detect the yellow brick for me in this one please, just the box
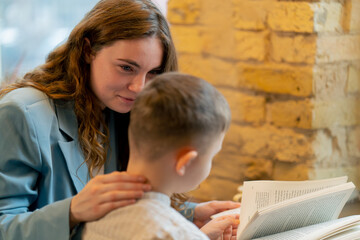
[170,26,203,54]
[231,0,268,30]
[210,154,247,183]
[222,124,314,162]
[220,89,265,124]
[234,30,267,61]
[316,35,360,63]
[202,29,267,61]
[268,99,313,129]
[167,0,201,24]
[201,27,238,60]
[201,154,273,192]
[269,97,360,129]
[189,176,240,201]
[273,162,311,181]
[178,54,238,88]
[241,156,273,180]
[268,2,314,33]
[268,2,342,33]
[198,0,233,27]
[237,63,313,97]
[271,33,317,64]
[346,64,360,94]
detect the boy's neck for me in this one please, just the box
[127,155,174,197]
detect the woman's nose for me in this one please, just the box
[128,74,146,93]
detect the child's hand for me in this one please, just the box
[200,215,240,240]
[194,200,241,228]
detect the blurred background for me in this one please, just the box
[0,0,167,82]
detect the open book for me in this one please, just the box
[211,176,357,240]
[252,214,360,240]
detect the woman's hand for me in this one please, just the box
[193,200,241,228]
[200,215,239,240]
[69,171,151,228]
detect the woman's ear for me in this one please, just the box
[175,149,198,176]
[83,38,94,64]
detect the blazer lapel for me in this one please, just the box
[55,101,78,140]
[58,141,89,193]
[55,101,89,193]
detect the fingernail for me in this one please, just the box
[135,191,144,198]
[138,176,146,181]
[143,184,152,191]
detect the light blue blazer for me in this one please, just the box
[0,87,119,240]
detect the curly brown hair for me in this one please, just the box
[0,0,178,178]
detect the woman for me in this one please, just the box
[0,0,240,239]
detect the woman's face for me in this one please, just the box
[88,36,164,113]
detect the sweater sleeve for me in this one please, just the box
[0,198,72,240]
[179,201,198,222]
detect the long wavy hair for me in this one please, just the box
[0,0,178,178]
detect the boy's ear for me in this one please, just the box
[83,38,94,64]
[175,149,198,176]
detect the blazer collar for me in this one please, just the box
[55,100,89,192]
[55,100,78,140]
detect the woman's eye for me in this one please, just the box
[119,65,133,72]
[147,71,161,80]
[148,69,162,76]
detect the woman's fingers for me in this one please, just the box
[70,171,150,226]
[71,189,142,223]
[98,190,145,204]
[85,171,151,195]
[88,182,151,195]
[95,171,147,184]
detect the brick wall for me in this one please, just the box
[167,0,360,201]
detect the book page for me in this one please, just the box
[239,176,348,234]
[323,224,360,240]
[251,215,360,240]
[238,182,355,240]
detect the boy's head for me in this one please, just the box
[129,72,231,193]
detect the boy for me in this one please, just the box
[82,72,236,240]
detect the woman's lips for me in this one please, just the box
[118,95,135,103]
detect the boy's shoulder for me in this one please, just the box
[83,196,208,240]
